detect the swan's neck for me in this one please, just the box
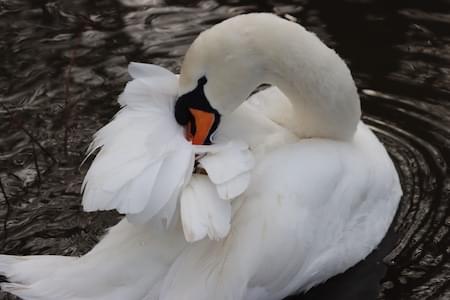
[180,14,361,141]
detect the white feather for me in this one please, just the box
[215,171,251,200]
[180,175,231,242]
[127,143,194,224]
[81,63,196,221]
[193,141,255,200]
[196,141,254,184]
[128,62,176,80]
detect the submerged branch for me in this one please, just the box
[0,177,10,249]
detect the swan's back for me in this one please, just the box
[158,106,401,299]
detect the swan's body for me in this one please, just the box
[0,13,401,300]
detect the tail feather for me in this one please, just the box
[0,255,77,300]
[0,219,186,300]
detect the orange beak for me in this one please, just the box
[186,108,216,145]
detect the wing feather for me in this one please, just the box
[82,63,194,221]
[82,62,254,240]
[180,175,231,242]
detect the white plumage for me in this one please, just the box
[0,13,401,300]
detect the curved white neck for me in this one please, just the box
[180,13,361,141]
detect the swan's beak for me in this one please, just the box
[186,108,216,145]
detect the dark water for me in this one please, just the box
[0,0,449,299]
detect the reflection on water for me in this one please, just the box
[0,0,449,299]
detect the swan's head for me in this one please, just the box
[175,15,264,145]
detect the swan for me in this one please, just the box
[0,13,402,300]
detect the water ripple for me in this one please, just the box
[0,1,449,300]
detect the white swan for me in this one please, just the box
[0,13,402,300]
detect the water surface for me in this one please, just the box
[0,0,449,299]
